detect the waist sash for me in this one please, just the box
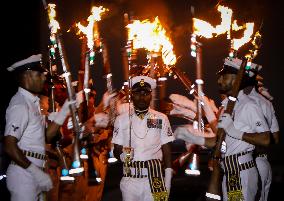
[223,151,255,201]
[123,159,168,201]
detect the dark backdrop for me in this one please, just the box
[1,0,283,200]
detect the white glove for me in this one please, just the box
[217,113,243,140]
[164,168,173,195]
[169,94,197,112]
[102,92,117,108]
[200,96,217,123]
[26,163,53,191]
[174,126,205,146]
[94,113,109,128]
[119,147,134,162]
[170,104,196,120]
[54,99,73,125]
[48,112,57,122]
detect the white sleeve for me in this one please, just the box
[160,115,175,145]
[245,103,270,133]
[111,115,124,146]
[269,105,279,133]
[4,104,29,140]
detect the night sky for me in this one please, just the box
[1,0,283,146]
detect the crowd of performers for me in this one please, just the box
[1,50,279,201]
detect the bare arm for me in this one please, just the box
[4,135,31,168]
[242,131,271,147]
[162,142,172,169]
[46,121,62,143]
[272,131,280,144]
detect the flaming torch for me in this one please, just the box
[75,5,108,185]
[229,22,254,58]
[126,17,177,108]
[45,3,85,176]
[76,6,108,106]
[191,5,233,131]
[44,2,76,182]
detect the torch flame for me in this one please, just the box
[231,23,254,50]
[192,18,215,38]
[192,5,255,51]
[76,6,108,49]
[232,20,244,31]
[48,4,60,34]
[215,5,233,37]
[127,17,176,65]
[193,5,232,38]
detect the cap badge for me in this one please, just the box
[139,79,145,86]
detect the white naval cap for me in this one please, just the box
[130,75,157,91]
[6,54,47,73]
[217,57,262,77]
[224,57,262,71]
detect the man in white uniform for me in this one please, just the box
[112,75,174,201]
[4,54,71,201]
[243,80,279,201]
[217,57,271,201]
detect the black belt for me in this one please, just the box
[22,150,47,160]
[123,160,148,178]
[223,151,255,172]
[123,159,168,200]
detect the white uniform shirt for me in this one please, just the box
[249,88,279,133]
[4,87,46,155]
[221,90,269,156]
[112,108,174,161]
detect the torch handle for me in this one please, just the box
[56,34,82,167]
[169,67,194,93]
[83,51,90,106]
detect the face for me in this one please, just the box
[131,89,152,110]
[217,73,236,96]
[26,70,47,94]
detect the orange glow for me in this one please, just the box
[127,17,176,65]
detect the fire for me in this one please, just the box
[192,5,254,51]
[76,6,108,49]
[232,20,244,31]
[231,23,254,50]
[193,5,232,39]
[47,4,60,34]
[215,5,233,37]
[127,17,176,65]
[192,18,215,38]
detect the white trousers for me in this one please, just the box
[6,164,42,201]
[255,156,272,201]
[120,177,153,201]
[222,167,258,201]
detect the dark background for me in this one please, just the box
[0,0,283,200]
